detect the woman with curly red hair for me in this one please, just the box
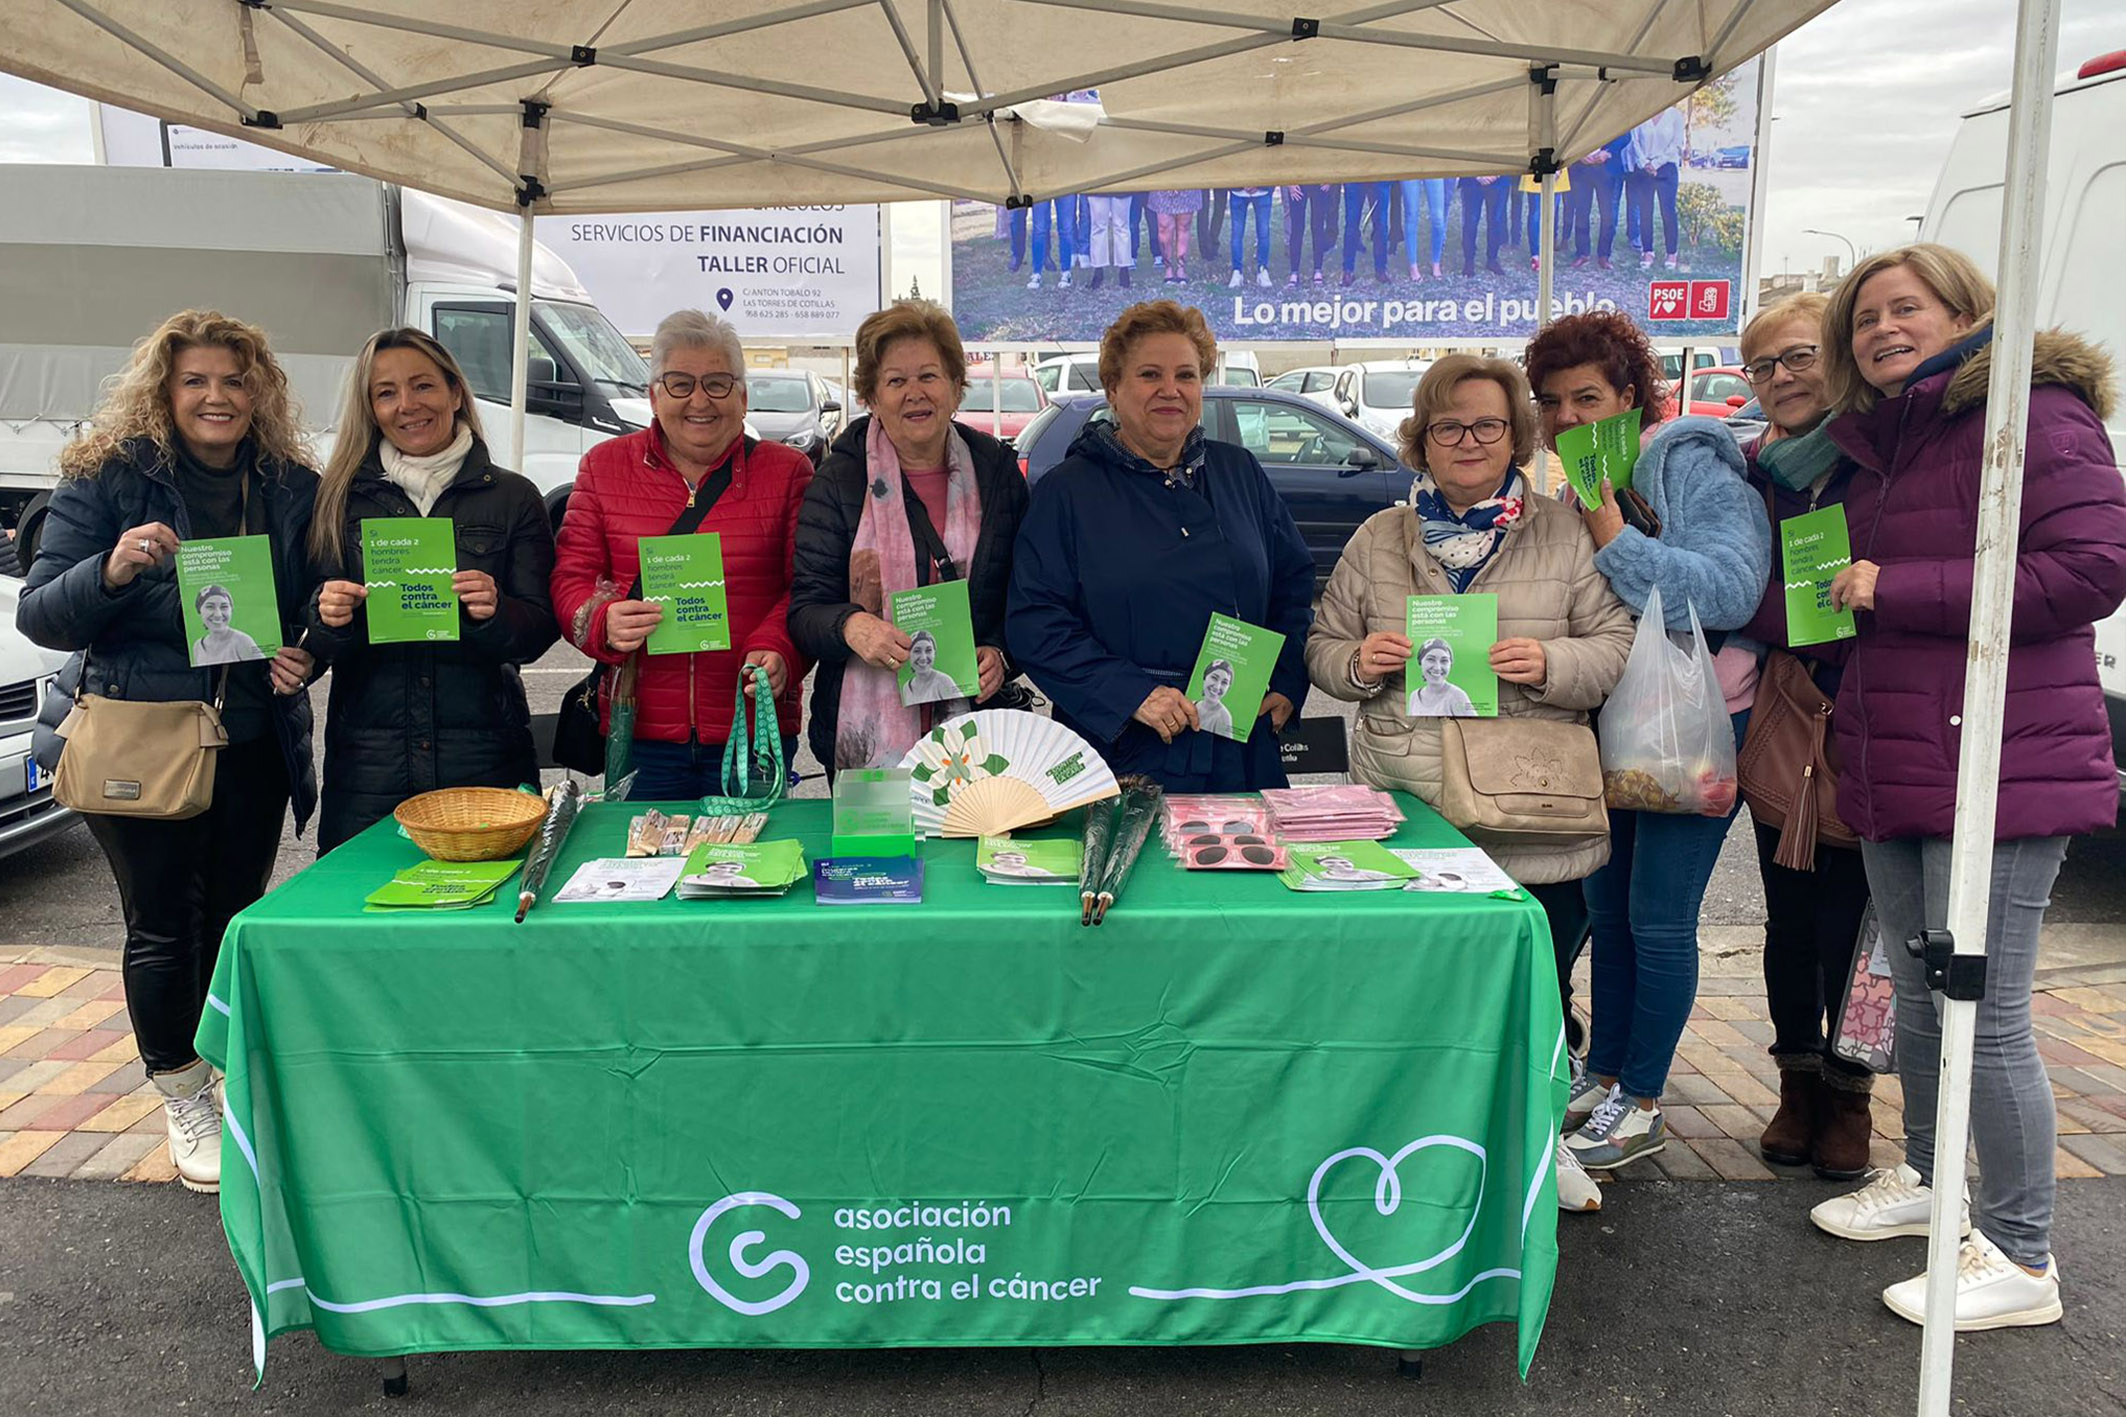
[1525,310,1771,1182]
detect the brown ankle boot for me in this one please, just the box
[1759,1054,1820,1165]
[1814,1066,1875,1180]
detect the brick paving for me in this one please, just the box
[4,945,2125,1186]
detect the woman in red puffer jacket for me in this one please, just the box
[551,310,810,796]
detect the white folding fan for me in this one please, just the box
[895,710,1120,837]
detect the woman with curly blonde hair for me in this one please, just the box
[19,310,322,1196]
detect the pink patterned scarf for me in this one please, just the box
[836,418,984,770]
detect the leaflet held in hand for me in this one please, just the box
[1184,613,1285,743]
[889,579,979,706]
[1781,505,1858,646]
[1404,594,1499,717]
[360,517,459,644]
[1554,407,1641,509]
[173,535,282,667]
[639,533,730,654]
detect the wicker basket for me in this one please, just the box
[394,787,549,862]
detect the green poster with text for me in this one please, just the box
[173,535,281,667]
[1553,407,1641,509]
[1184,613,1285,742]
[361,518,459,644]
[1405,594,1499,717]
[1781,505,1858,647]
[641,533,730,655]
[890,579,979,706]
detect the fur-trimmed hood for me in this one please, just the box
[1940,327,2118,423]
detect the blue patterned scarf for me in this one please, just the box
[1413,469,1525,591]
[1069,418,1209,489]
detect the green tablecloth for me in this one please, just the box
[199,796,1565,1377]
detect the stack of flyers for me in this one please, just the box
[677,839,807,898]
[364,858,520,912]
[1178,834,1288,871]
[976,835,1081,884]
[553,857,686,903]
[1161,794,1269,855]
[1260,784,1404,842]
[1276,841,1421,892]
[1388,847,1525,899]
[814,857,925,905]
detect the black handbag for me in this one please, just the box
[552,454,737,775]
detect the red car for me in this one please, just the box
[960,364,1049,442]
[1662,366,1756,420]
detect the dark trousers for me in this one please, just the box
[1130,194,1162,262]
[1567,163,1625,259]
[1194,188,1228,251]
[1341,182,1390,276]
[631,734,801,800]
[1458,178,1510,271]
[1753,820,1875,1078]
[84,733,290,1076]
[1527,878,1593,1047]
[1627,162,1680,256]
[1284,188,1336,278]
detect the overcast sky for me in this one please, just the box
[1,0,2113,286]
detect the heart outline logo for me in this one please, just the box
[1306,1136,1487,1302]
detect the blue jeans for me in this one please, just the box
[1567,161,1625,260]
[1398,179,1447,267]
[1583,709,1749,1100]
[1341,182,1389,276]
[1627,162,1680,256]
[629,735,799,801]
[1007,206,1027,269]
[1864,834,2070,1266]
[1228,190,1273,272]
[1031,198,1079,272]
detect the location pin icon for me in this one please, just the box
[716,288,735,311]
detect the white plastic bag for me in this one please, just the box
[1599,585,1738,817]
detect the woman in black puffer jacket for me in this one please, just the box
[304,329,558,852]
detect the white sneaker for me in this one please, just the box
[1027,272,1043,290]
[153,1059,222,1193]
[1882,1231,2062,1330]
[1228,269,1244,289]
[1810,1163,1972,1242]
[1058,271,1073,289]
[1563,1065,1608,1133]
[1256,267,1273,289]
[1555,1138,1602,1213]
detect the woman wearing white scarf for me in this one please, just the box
[303,328,560,850]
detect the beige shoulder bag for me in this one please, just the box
[1437,716,1609,847]
[53,656,229,820]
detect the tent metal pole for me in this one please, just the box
[510,212,535,472]
[49,0,263,120]
[992,358,1004,438]
[1533,70,1559,327]
[1918,0,2059,1408]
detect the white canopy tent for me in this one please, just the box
[2,4,2074,1413]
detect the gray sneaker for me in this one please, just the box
[1563,1062,1607,1133]
[1566,1087,1667,1171]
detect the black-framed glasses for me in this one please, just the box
[656,371,741,400]
[1426,418,1509,447]
[1743,345,1820,384]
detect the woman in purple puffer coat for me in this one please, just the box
[1804,244,2126,1334]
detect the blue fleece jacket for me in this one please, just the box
[1591,415,1772,633]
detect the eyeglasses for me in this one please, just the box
[1742,346,1819,384]
[1425,418,1509,447]
[656,371,741,400]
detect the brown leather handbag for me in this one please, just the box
[1737,650,1857,870]
[1437,717,1609,848]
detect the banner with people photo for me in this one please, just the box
[947,60,1762,343]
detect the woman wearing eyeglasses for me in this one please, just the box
[1306,353,1634,1212]
[1725,293,1878,1181]
[550,309,811,797]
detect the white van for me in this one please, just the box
[0,165,651,561]
[0,574,74,859]
[1921,48,2126,792]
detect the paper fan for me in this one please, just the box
[896,709,1119,837]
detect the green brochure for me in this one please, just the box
[1405,593,1499,717]
[639,533,730,655]
[1554,407,1642,509]
[360,517,459,644]
[977,835,1082,884]
[1782,505,1859,646]
[677,838,807,897]
[364,858,520,911]
[1184,613,1286,743]
[173,535,282,667]
[890,578,979,706]
[1277,840,1421,892]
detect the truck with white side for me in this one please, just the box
[0,164,654,566]
[1921,47,2126,798]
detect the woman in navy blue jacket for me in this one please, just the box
[1008,301,1314,791]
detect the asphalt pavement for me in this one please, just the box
[3,1174,2122,1416]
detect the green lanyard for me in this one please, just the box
[700,662,784,816]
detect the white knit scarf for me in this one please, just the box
[378,424,474,515]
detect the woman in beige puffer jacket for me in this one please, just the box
[1306,354,1633,1029]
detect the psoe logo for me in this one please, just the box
[688,1191,810,1315]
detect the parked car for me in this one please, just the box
[1265,365,1347,414]
[1015,386,1411,584]
[1035,349,1261,398]
[745,370,843,465]
[1722,396,1768,448]
[961,364,1049,442]
[0,573,78,861]
[1716,145,1751,169]
[1324,360,1433,442]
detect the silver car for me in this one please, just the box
[0,573,78,860]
